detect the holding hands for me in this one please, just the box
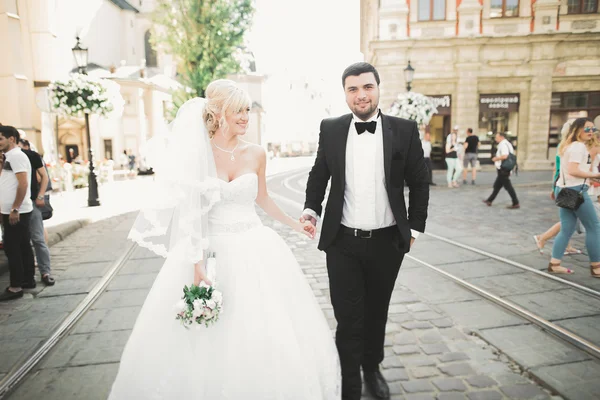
[297,214,317,239]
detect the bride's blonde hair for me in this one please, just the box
[203,79,252,138]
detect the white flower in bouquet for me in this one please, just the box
[192,299,204,318]
[203,308,215,320]
[211,290,223,304]
[205,299,217,310]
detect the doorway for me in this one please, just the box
[429,115,451,168]
[104,139,113,160]
[65,145,80,163]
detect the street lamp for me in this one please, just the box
[72,37,100,207]
[72,37,89,75]
[404,60,415,92]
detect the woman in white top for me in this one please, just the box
[549,118,600,277]
[445,132,460,188]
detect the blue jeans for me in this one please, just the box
[29,206,51,276]
[552,185,600,262]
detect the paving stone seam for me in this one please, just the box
[548,313,600,323]
[469,329,590,397]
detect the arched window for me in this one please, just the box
[144,30,158,67]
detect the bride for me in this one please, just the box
[108,79,341,399]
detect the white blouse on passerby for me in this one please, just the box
[494,139,514,169]
[557,142,592,188]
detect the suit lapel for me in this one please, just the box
[338,114,353,188]
[381,114,393,190]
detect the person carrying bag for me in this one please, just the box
[548,118,600,278]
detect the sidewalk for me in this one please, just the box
[432,169,552,188]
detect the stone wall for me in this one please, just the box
[368,33,600,169]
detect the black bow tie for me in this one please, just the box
[355,121,377,135]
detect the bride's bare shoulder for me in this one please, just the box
[240,141,266,160]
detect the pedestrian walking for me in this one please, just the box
[127,150,136,172]
[548,118,600,276]
[0,125,36,301]
[462,128,479,185]
[483,132,520,209]
[445,130,460,188]
[534,120,581,255]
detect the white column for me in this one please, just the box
[379,0,410,39]
[455,63,480,138]
[533,0,560,33]
[523,60,555,169]
[457,0,482,37]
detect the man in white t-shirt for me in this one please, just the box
[0,125,35,301]
[483,132,520,209]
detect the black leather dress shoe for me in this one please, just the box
[363,368,390,399]
[0,288,24,301]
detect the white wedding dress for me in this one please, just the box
[108,173,341,399]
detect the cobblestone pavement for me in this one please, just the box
[279,169,600,400]
[1,168,589,399]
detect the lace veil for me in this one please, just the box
[129,97,220,264]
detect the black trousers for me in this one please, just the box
[326,227,404,400]
[2,213,35,287]
[424,157,434,184]
[487,169,519,205]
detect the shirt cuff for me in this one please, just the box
[411,229,420,240]
[302,208,320,223]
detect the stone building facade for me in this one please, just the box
[361,0,600,169]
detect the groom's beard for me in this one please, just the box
[351,101,379,121]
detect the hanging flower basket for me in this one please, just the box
[388,92,438,126]
[48,73,123,118]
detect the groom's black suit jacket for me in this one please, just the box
[304,113,430,252]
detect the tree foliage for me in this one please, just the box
[151,0,254,115]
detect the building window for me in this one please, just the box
[490,0,519,18]
[418,0,446,21]
[145,31,158,67]
[568,0,598,13]
[104,139,113,160]
[548,91,600,159]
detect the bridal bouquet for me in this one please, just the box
[174,254,223,328]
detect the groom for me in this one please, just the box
[302,62,429,400]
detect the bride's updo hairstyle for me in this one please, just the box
[203,79,252,138]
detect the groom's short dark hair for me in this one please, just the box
[342,62,380,87]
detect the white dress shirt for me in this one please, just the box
[422,140,432,158]
[304,110,420,239]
